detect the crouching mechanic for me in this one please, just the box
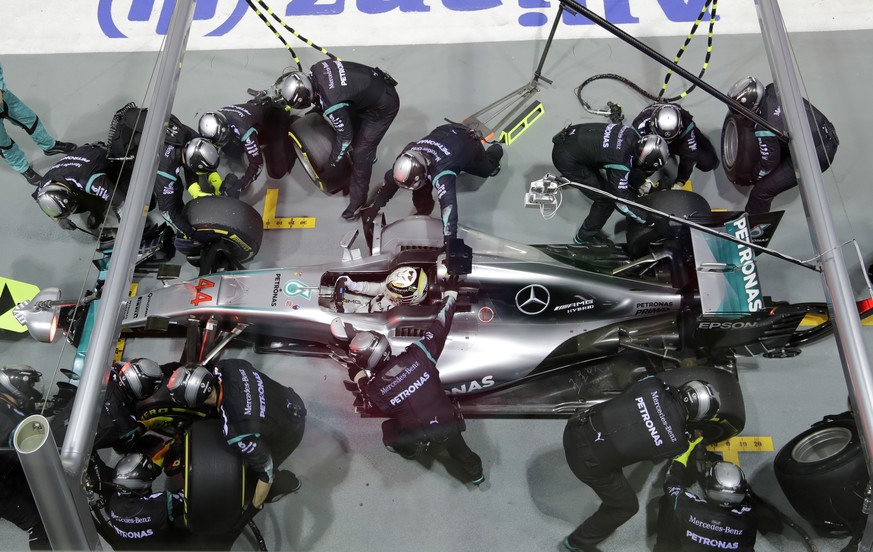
[333,266,429,313]
[152,119,232,249]
[551,123,668,245]
[167,359,307,510]
[655,437,757,551]
[562,377,720,551]
[107,452,185,550]
[346,285,485,485]
[198,96,296,197]
[360,123,503,267]
[632,103,719,190]
[277,60,400,219]
[726,76,838,214]
[32,142,121,231]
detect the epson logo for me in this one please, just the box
[698,321,756,330]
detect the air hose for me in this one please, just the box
[575,0,718,123]
[244,0,341,70]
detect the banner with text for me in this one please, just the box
[2,1,871,55]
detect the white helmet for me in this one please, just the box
[198,112,230,148]
[728,76,766,112]
[635,134,669,173]
[651,104,684,141]
[385,266,428,305]
[278,72,315,109]
[392,150,430,190]
[704,461,748,507]
[182,137,220,173]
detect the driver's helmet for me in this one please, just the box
[113,453,161,495]
[198,112,230,148]
[650,104,684,142]
[678,380,720,421]
[35,181,79,220]
[704,461,748,508]
[384,266,428,305]
[392,150,430,191]
[182,137,220,174]
[348,331,392,372]
[635,134,669,173]
[0,365,44,411]
[728,76,765,112]
[277,72,315,109]
[118,358,164,401]
[167,365,215,407]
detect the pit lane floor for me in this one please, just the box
[1,29,872,551]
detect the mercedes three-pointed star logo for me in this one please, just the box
[515,284,550,315]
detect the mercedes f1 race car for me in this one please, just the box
[17,187,856,442]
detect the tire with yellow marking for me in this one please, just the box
[289,112,350,195]
[184,196,263,262]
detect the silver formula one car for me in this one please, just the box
[19,189,847,441]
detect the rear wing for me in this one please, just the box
[691,211,784,316]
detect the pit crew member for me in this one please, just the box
[561,377,720,551]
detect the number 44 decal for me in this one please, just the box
[191,279,215,306]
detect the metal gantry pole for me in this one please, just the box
[15,1,197,548]
[755,1,873,548]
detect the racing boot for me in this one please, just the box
[265,470,301,503]
[573,227,612,247]
[21,166,42,186]
[44,141,77,156]
[341,205,360,221]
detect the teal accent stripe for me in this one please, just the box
[755,130,776,137]
[603,163,629,172]
[324,102,349,115]
[680,121,695,138]
[241,128,257,142]
[412,341,436,364]
[227,432,259,445]
[84,172,106,194]
[166,492,174,522]
[157,170,177,182]
[433,170,457,185]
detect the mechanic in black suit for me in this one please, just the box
[654,436,757,551]
[167,359,307,511]
[551,122,668,245]
[561,377,720,551]
[726,76,838,214]
[31,142,120,231]
[632,103,719,190]
[50,358,164,454]
[360,122,503,251]
[198,96,296,197]
[0,366,49,550]
[345,286,485,485]
[277,60,400,220]
[106,452,186,550]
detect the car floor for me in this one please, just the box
[0,27,872,552]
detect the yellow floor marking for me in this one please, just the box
[262,188,316,229]
[707,435,774,466]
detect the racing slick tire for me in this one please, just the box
[288,112,351,195]
[184,418,255,535]
[625,190,712,259]
[184,196,263,262]
[721,113,741,185]
[656,366,744,444]
[774,412,868,533]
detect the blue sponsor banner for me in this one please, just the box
[1,1,867,54]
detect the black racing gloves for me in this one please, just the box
[445,237,473,276]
